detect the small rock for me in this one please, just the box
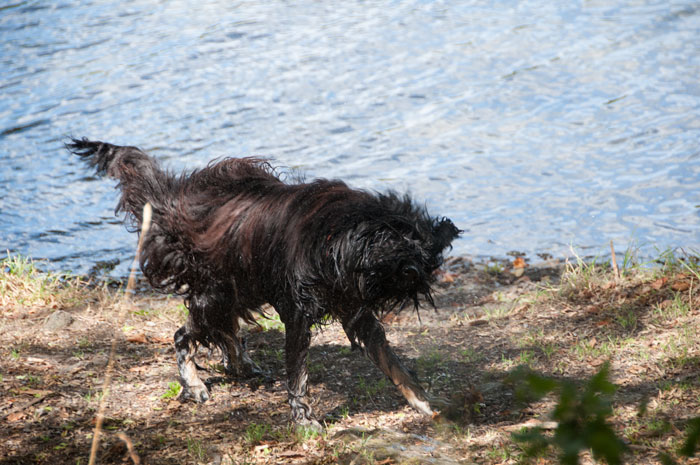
[90,354,110,368]
[59,361,87,376]
[43,310,74,331]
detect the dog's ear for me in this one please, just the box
[432,218,461,253]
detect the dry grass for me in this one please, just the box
[0,254,100,310]
[0,250,699,464]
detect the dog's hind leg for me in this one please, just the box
[174,325,210,403]
[345,314,433,415]
[280,312,321,430]
[219,318,266,379]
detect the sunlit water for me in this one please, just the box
[1,0,698,277]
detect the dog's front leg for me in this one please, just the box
[283,313,321,430]
[347,314,433,415]
[174,325,210,402]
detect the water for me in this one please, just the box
[1,0,699,277]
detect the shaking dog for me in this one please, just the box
[68,138,460,428]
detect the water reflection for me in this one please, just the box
[0,0,698,276]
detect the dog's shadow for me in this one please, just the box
[197,326,456,419]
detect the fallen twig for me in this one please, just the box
[610,240,620,280]
[116,432,141,465]
[88,203,151,465]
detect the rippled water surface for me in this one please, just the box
[1,0,699,276]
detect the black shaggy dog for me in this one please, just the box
[68,138,460,428]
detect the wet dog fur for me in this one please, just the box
[67,138,460,427]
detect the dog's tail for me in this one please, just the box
[67,137,158,179]
[67,138,168,225]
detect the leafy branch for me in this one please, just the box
[510,362,627,464]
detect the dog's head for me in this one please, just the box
[347,194,461,312]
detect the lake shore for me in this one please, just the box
[1,251,698,464]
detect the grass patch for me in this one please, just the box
[653,292,691,322]
[255,311,284,332]
[460,347,483,363]
[415,349,451,387]
[483,303,513,320]
[161,381,182,400]
[244,423,271,445]
[571,337,617,361]
[291,424,322,443]
[655,247,700,277]
[186,436,208,462]
[517,329,559,361]
[1,253,99,310]
[352,376,390,407]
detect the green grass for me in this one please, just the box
[174,303,189,317]
[161,381,181,400]
[255,312,285,332]
[270,423,324,445]
[460,347,483,363]
[655,247,700,277]
[614,306,639,331]
[499,353,516,369]
[186,437,208,461]
[244,423,271,445]
[518,329,559,361]
[292,424,322,443]
[1,253,93,310]
[571,336,618,361]
[415,349,450,386]
[485,261,505,275]
[619,243,640,277]
[132,307,156,317]
[355,376,389,404]
[518,350,536,367]
[337,346,353,356]
[3,252,39,276]
[259,346,284,363]
[483,303,512,320]
[308,361,325,376]
[485,443,515,462]
[653,292,691,322]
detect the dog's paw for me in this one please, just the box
[295,418,323,434]
[397,384,433,415]
[179,383,210,403]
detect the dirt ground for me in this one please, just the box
[1,254,699,464]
